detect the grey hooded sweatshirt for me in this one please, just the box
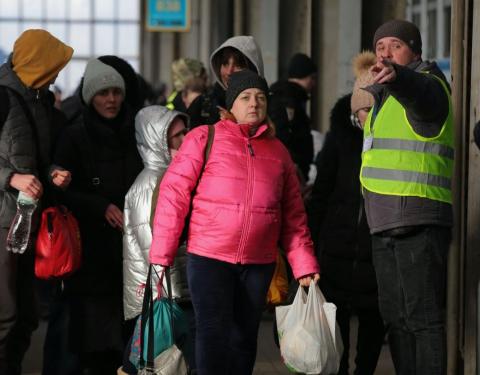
[210,35,264,89]
[207,35,290,138]
[122,105,188,320]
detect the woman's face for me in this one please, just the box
[230,88,267,126]
[92,87,124,119]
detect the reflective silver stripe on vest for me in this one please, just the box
[362,167,451,189]
[372,138,454,160]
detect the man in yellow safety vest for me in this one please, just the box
[360,19,453,375]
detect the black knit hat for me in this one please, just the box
[373,19,422,55]
[288,53,317,79]
[225,70,269,110]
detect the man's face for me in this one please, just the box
[220,57,244,87]
[375,37,420,66]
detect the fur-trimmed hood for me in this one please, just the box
[329,94,362,137]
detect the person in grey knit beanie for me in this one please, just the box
[82,58,125,104]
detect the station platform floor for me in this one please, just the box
[22,311,395,375]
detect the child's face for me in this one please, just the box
[167,118,187,156]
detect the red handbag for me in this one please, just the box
[35,206,82,279]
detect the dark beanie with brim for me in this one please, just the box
[226,70,269,110]
[373,19,422,55]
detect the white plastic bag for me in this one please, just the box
[138,344,188,375]
[276,282,343,374]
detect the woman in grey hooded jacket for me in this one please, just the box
[121,105,189,373]
[123,106,189,318]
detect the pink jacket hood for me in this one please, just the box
[149,120,319,279]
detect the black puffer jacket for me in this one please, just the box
[270,80,314,181]
[0,58,58,228]
[54,106,143,296]
[307,94,378,308]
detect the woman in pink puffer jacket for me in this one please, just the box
[150,70,319,375]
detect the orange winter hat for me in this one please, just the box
[12,29,73,89]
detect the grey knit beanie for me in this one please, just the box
[373,19,422,55]
[225,70,269,110]
[82,59,126,104]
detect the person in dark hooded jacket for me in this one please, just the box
[54,58,143,374]
[308,52,385,375]
[309,97,385,375]
[0,29,73,375]
[270,53,317,182]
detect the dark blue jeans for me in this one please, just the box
[372,226,450,375]
[187,253,275,375]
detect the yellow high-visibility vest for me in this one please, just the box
[166,91,178,110]
[360,74,454,203]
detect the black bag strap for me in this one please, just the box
[150,124,215,229]
[139,264,153,369]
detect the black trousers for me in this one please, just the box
[372,226,450,375]
[0,228,38,375]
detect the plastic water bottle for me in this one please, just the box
[6,192,38,254]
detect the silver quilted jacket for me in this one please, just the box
[123,105,189,320]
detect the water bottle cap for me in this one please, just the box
[18,191,38,205]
